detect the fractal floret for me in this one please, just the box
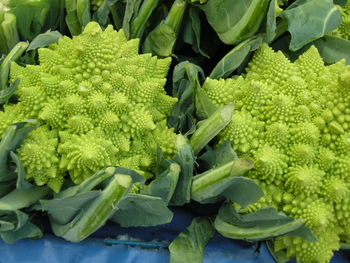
[2,22,178,192]
[202,43,350,262]
[332,1,350,40]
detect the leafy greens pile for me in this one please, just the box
[0,0,350,263]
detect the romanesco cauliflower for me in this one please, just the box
[2,21,178,192]
[332,0,350,39]
[202,43,350,263]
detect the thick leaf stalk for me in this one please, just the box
[143,0,187,56]
[50,169,132,242]
[191,158,254,198]
[190,104,234,155]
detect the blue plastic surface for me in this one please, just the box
[0,207,349,263]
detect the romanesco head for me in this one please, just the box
[202,43,350,262]
[3,22,178,191]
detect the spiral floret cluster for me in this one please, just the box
[202,43,350,262]
[2,22,178,192]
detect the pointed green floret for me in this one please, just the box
[0,22,178,191]
[202,43,350,262]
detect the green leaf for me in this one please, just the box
[65,0,82,35]
[169,136,195,206]
[111,193,173,227]
[143,21,176,57]
[141,163,180,204]
[168,61,204,135]
[199,0,270,44]
[27,30,63,51]
[0,187,50,211]
[191,159,255,204]
[194,80,218,120]
[40,191,100,225]
[333,0,347,6]
[340,242,350,249]
[209,34,263,79]
[266,0,277,42]
[0,78,19,104]
[266,240,291,263]
[122,0,143,39]
[182,7,208,57]
[281,0,342,51]
[76,0,91,27]
[0,120,38,183]
[52,173,132,242]
[10,152,34,190]
[197,141,238,171]
[214,204,315,242]
[0,210,42,244]
[313,35,350,64]
[169,217,215,263]
[130,0,159,39]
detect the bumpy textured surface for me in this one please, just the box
[332,1,350,40]
[3,22,177,191]
[202,44,350,263]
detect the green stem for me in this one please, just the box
[0,187,50,211]
[190,104,234,155]
[0,41,28,90]
[0,12,19,54]
[130,0,159,39]
[61,173,132,242]
[164,0,186,33]
[191,158,253,194]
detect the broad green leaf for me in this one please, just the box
[194,80,218,120]
[199,0,270,44]
[0,210,42,244]
[197,141,238,171]
[313,35,350,64]
[40,191,100,225]
[169,135,195,206]
[0,187,50,211]
[27,30,63,51]
[168,61,204,135]
[65,0,82,35]
[333,0,347,6]
[1,220,42,243]
[209,34,263,79]
[182,7,208,57]
[266,0,277,42]
[169,217,215,263]
[143,21,176,57]
[141,163,180,204]
[9,0,51,40]
[122,0,142,39]
[215,204,315,242]
[76,0,91,27]
[281,0,342,51]
[0,181,15,198]
[53,173,132,242]
[111,193,173,227]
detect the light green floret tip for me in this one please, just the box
[1,21,178,191]
[201,43,350,262]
